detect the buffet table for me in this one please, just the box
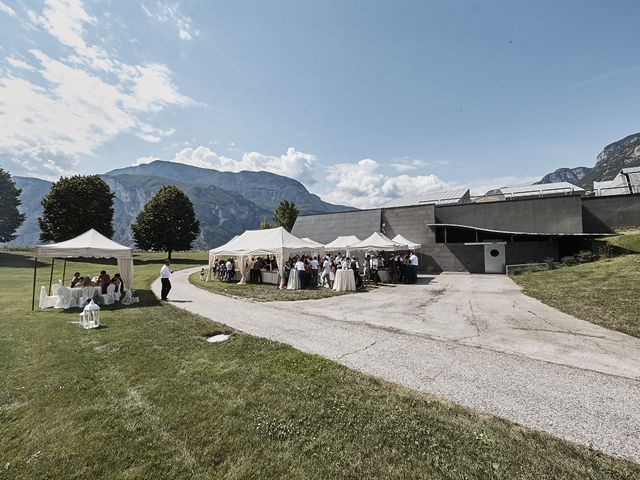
[333,269,356,291]
[261,271,278,285]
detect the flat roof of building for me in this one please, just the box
[499,182,584,197]
[381,189,469,208]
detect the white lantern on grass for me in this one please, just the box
[80,299,101,329]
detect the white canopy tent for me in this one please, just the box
[392,234,421,250]
[33,229,135,309]
[349,232,408,252]
[324,235,362,252]
[301,237,324,248]
[208,227,324,284]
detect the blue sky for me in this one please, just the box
[1,0,639,207]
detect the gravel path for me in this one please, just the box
[153,268,640,463]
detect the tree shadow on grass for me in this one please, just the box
[0,251,49,268]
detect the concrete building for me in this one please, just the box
[292,188,640,274]
[594,166,640,196]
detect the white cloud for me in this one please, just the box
[0,1,15,16]
[142,1,198,41]
[0,0,193,179]
[322,158,449,209]
[171,146,317,183]
[6,56,37,71]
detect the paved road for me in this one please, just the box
[153,268,640,463]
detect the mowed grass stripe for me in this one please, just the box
[1,250,639,479]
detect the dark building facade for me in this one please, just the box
[292,193,640,274]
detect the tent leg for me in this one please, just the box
[62,259,67,286]
[48,258,55,295]
[31,256,37,311]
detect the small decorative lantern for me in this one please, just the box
[80,299,101,329]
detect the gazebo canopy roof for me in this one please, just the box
[392,234,421,250]
[324,235,361,251]
[210,227,319,257]
[35,229,133,259]
[301,237,324,248]
[349,232,408,251]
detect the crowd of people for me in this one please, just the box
[210,251,420,288]
[70,269,124,304]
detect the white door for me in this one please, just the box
[484,243,506,274]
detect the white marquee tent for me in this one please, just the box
[349,232,408,251]
[301,237,324,248]
[32,229,135,309]
[208,227,324,284]
[392,234,421,250]
[324,235,362,252]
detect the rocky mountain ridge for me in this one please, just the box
[9,161,353,248]
[537,133,640,189]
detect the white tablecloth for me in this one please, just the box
[333,269,356,291]
[70,286,101,304]
[287,269,302,290]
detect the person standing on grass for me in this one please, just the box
[160,259,172,300]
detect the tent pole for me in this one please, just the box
[62,259,67,286]
[48,258,55,295]
[31,256,38,311]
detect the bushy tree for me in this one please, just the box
[260,218,273,229]
[0,169,26,243]
[131,185,200,259]
[38,175,114,242]
[273,199,299,232]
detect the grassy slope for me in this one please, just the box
[607,230,640,254]
[1,251,639,479]
[512,234,640,339]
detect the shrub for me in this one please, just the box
[543,257,556,270]
[577,250,596,263]
[561,256,578,267]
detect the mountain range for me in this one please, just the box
[8,133,640,248]
[10,161,353,248]
[536,132,640,189]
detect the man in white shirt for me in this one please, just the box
[310,256,319,287]
[294,257,306,289]
[160,259,172,300]
[225,259,234,283]
[369,255,379,284]
[409,252,419,284]
[322,256,331,288]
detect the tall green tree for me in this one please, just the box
[38,175,114,242]
[273,199,299,232]
[131,185,200,259]
[0,169,26,243]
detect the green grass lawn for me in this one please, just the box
[606,229,640,254]
[2,250,639,479]
[189,272,373,301]
[512,234,640,339]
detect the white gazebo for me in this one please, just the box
[32,229,135,309]
[392,234,421,250]
[349,232,408,252]
[208,227,324,284]
[324,235,362,253]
